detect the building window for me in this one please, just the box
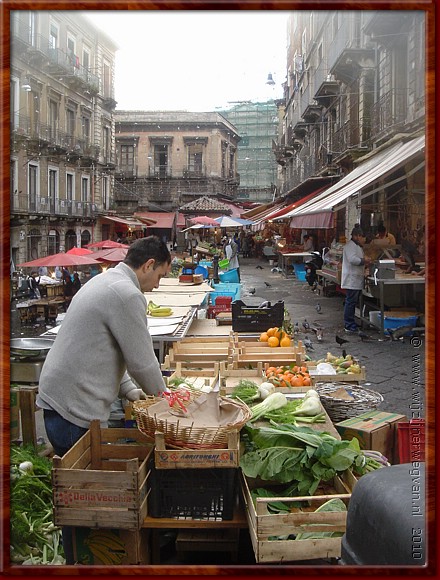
[28,163,39,212]
[66,108,75,138]
[82,115,90,145]
[187,143,203,174]
[102,126,111,160]
[119,144,134,171]
[154,144,168,177]
[66,173,74,216]
[83,47,90,70]
[48,167,58,213]
[49,21,58,50]
[102,176,109,210]
[67,36,76,64]
[48,99,58,141]
[81,176,89,204]
[103,60,111,97]
[29,12,37,47]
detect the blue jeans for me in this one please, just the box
[43,409,88,564]
[344,289,361,331]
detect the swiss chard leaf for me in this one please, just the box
[240,447,306,483]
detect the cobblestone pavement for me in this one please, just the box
[237,256,426,420]
[10,255,426,419]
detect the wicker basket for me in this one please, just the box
[314,382,384,423]
[132,390,251,450]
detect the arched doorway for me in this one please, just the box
[65,229,77,251]
[28,228,41,260]
[47,229,60,255]
[81,229,91,247]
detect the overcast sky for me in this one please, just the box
[84,11,289,112]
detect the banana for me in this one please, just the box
[150,308,173,317]
[88,530,126,551]
[148,300,160,310]
[85,530,127,565]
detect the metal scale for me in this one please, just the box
[10,338,54,445]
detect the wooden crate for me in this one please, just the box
[241,470,357,563]
[167,361,219,391]
[309,366,367,385]
[52,420,152,530]
[219,362,264,395]
[163,340,233,369]
[154,431,240,469]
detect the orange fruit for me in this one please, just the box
[273,327,284,340]
[260,332,269,342]
[280,335,291,347]
[267,336,280,348]
[266,328,276,337]
[291,375,304,387]
[302,377,311,386]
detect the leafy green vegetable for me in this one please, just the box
[229,380,260,404]
[10,444,65,565]
[295,499,347,541]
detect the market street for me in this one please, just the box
[10,254,426,420]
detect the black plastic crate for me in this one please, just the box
[148,466,238,520]
[231,299,284,332]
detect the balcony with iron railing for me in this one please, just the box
[11,192,97,219]
[371,89,407,135]
[11,17,99,94]
[148,164,172,178]
[183,166,206,178]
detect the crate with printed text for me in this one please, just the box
[52,420,152,530]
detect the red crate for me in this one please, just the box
[207,304,231,319]
[397,419,425,463]
[215,296,233,307]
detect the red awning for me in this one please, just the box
[290,211,334,229]
[135,212,176,229]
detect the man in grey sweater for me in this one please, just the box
[36,236,171,457]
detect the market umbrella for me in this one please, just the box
[93,247,128,263]
[18,252,101,268]
[190,216,219,226]
[215,215,254,228]
[66,247,94,255]
[85,239,130,249]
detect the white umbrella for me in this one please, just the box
[215,215,254,228]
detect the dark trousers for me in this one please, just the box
[44,409,88,564]
[343,289,361,331]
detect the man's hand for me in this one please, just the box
[125,388,147,402]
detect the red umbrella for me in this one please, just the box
[86,239,130,249]
[18,252,101,268]
[66,247,94,255]
[93,247,128,263]
[190,216,219,226]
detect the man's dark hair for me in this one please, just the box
[377,224,386,235]
[124,236,171,269]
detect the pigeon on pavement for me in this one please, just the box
[248,288,256,295]
[293,321,300,335]
[358,330,371,341]
[315,303,322,314]
[302,319,310,331]
[303,336,314,351]
[388,325,413,341]
[264,281,272,287]
[336,335,349,347]
[256,265,264,270]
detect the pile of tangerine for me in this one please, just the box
[265,364,312,388]
[259,327,291,348]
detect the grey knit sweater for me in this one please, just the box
[36,262,166,428]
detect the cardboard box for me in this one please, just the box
[72,527,150,565]
[335,410,407,464]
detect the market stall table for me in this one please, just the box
[361,273,425,339]
[277,252,314,278]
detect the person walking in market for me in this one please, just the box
[341,226,372,333]
[225,235,240,281]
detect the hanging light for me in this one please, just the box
[21,78,32,91]
[266,73,275,86]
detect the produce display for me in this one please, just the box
[313,352,362,375]
[147,300,173,317]
[259,326,292,347]
[265,364,312,387]
[10,445,65,565]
